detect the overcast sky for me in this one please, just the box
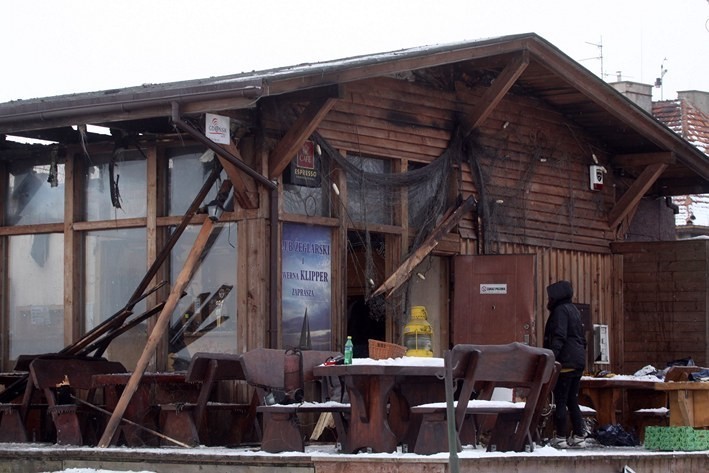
[1,0,708,103]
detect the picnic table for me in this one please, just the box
[654,381,709,428]
[92,371,200,446]
[312,357,445,453]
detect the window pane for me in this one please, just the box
[346,156,392,225]
[5,160,65,225]
[167,146,222,216]
[85,150,146,220]
[283,183,332,217]
[85,228,147,368]
[8,234,64,359]
[168,223,237,371]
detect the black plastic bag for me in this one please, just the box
[594,424,639,447]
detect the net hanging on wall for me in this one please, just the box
[311,130,465,321]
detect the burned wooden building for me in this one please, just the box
[1,33,708,376]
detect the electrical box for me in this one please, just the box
[589,165,605,191]
[593,324,610,364]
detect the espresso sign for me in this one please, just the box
[286,140,321,187]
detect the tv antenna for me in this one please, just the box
[579,37,604,79]
[654,58,668,100]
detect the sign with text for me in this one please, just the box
[205,113,230,144]
[479,283,508,295]
[285,140,321,187]
[281,223,331,350]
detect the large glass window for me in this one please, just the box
[8,234,64,359]
[85,149,146,220]
[167,146,222,216]
[85,228,147,368]
[167,223,237,371]
[5,160,65,225]
[345,156,392,225]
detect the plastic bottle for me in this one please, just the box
[344,336,353,365]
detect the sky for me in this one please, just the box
[1,0,708,104]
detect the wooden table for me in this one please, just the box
[313,358,445,453]
[580,376,667,428]
[92,371,200,446]
[654,381,709,427]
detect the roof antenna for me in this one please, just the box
[654,58,668,100]
[579,37,604,79]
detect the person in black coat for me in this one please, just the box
[543,280,588,448]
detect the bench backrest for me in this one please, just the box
[449,342,555,434]
[186,352,245,383]
[242,348,342,404]
[30,356,127,391]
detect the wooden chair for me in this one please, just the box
[413,342,556,454]
[28,356,127,445]
[159,352,256,446]
[242,348,349,453]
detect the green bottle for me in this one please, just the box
[344,336,353,365]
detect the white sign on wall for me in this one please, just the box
[205,113,230,144]
[479,283,508,295]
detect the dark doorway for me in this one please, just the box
[346,231,387,357]
[346,296,386,358]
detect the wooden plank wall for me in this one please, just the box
[494,242,618,373]
[314,76,617,254]
[612,240,709,372]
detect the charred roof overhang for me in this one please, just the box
[1,33,707,195]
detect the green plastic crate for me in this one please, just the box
[644,426,709,451]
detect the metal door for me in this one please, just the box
[452,255,535,345]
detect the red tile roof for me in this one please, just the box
[653,99,709,155]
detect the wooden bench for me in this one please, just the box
[28,356,127,445]
[159,352,256,447]
[242,348,349,453]
[412,342,556,454]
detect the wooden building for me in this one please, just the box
[1,33,708,375]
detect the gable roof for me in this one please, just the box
[1,33,708,195]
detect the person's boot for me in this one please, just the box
[567,434,587,448]
[551,436,569,449]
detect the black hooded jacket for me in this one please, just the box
[543,280,586,371]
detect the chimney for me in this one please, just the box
[610,81,653,113]
[678,90,709,116]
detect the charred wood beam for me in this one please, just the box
[459,51,529,137]
[608,163,668,229]
[371,195,477,299]
[214,141,259,209]
[171,104,276,191]
[268,87,342,179]
[98,181,233,448]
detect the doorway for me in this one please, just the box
[346,231,386,357]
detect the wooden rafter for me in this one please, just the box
[608,163,668,229]
[214,141,259,209]
[371,195,476,299]
[268,87,342,179]
[459,50,529,136]
[613,152,675,168]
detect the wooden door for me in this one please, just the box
[452,255,535,345]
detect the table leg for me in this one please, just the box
[343,374,397,453]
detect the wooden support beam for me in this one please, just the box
[214,141,259,209]
[371,195,476,299]
[98,182,232,448]
[268,89,341,179]
[608,163,667,229]
[613,152,675,168]
[459,51,529,136]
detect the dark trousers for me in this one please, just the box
[553,371,585,437]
